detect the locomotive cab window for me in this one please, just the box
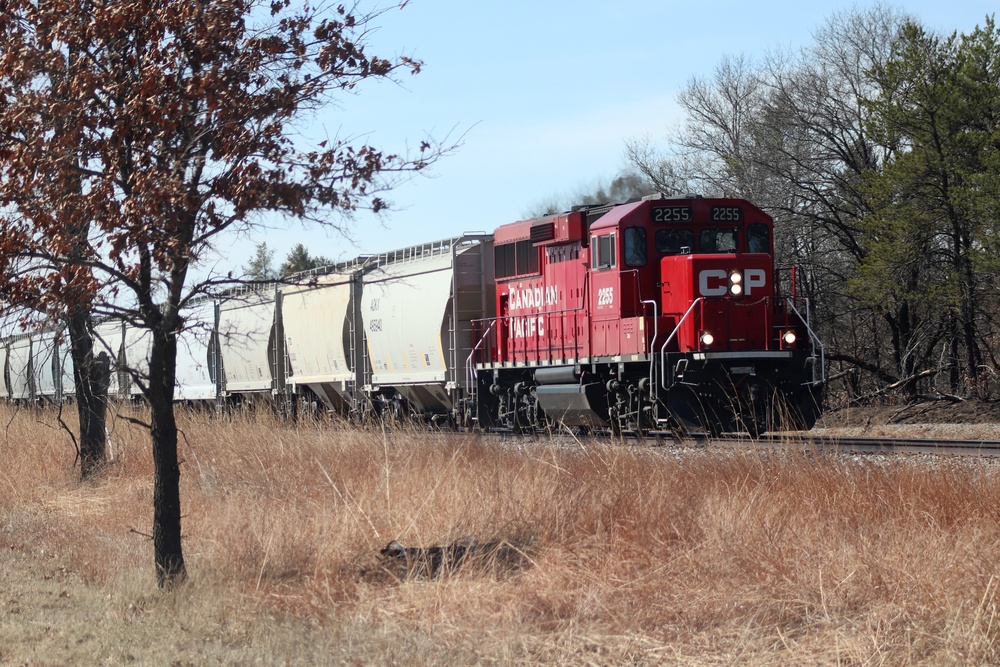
[623,227,646,267]
[592,233,617,270]
[748,223,770,254]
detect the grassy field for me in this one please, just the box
[2,404,1000,665]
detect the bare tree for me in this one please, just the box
[627,5,930,399]
[754,6,918,393]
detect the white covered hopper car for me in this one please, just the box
[0,235,494,424]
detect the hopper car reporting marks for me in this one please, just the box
[0,194,823,436]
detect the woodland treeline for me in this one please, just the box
[619,6,1000,404]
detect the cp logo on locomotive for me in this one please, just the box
[698,269,766,297]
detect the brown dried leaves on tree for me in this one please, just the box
[0,0,443,587]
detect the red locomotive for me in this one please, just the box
[472,194,824,435]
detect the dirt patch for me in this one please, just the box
[818,398,1000,427]
[812,398,1000,440]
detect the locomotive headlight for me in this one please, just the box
[700,331,715,347]
[782,330,797,346]
[729,270,743,296]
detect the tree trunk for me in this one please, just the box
[69,304,110,479]
[148,325,186,587]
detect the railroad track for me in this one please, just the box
[487,428,1000,457]
[673,433,1000,457]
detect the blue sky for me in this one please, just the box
[222,1,998,273]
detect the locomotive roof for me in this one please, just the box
[587,200,645,232]
[587,196,772,232]
[493,212,579,244]
[494,195,773,244]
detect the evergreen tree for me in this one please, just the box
[244,242,277,281]
[280,243,331,277]
[864,18,1000,390]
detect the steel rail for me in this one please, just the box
[428,426,1000,459]
[677,433,1000,457]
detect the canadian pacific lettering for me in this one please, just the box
[505,285,557,340]
[511,315,545,339]
[506,285,558,311]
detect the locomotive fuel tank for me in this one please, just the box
[531,365,609,428]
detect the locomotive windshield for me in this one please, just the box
[656,228,743,254]
[699,229,738,253]
[623,227,647,267]
[649,202,772,256]
[654,226,769,255]
[655,228,694,254]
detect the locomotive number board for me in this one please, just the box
[651,205,745,223]
[651,206,692,222]
[710,206,743,222]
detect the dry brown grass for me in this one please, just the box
[3,403,1000,664]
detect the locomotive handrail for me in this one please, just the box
[474,304,590,366]
[785,299,826,385]
[465,317,499,406]
[642,299,659,395]
[659,297,704,391]
[619,269,646,309]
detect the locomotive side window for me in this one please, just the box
[700,229,738,253]
[516,239,540,275]
[494,240,540,279]
[494,243,516,279]
[592,233,617,270]
[655,228,694,255]
[623,227,647,267]
[748,223,770,254]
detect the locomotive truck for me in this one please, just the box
[0,194,823,436]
